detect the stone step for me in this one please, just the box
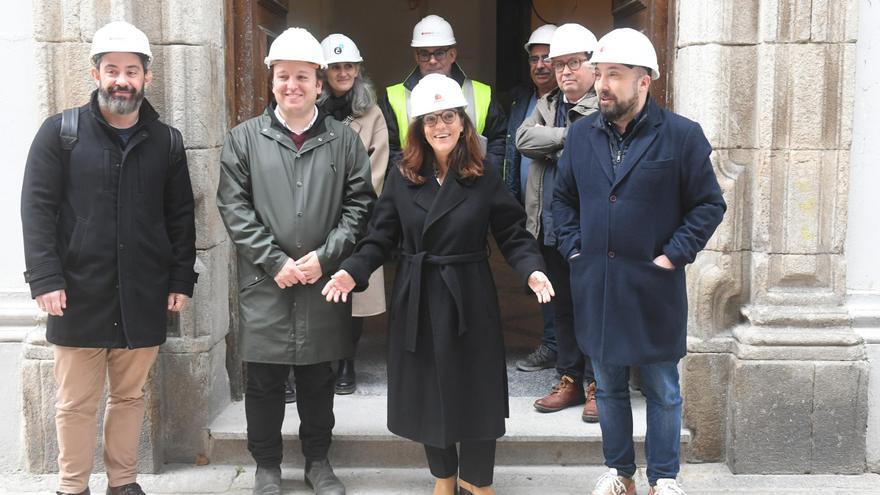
[207,395,691,467]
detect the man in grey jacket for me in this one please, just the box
[217,28,374,495]
[515,23,601,424]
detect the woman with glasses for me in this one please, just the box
[322,74,554,495]
[317,33,389,395]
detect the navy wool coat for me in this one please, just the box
[341,161,544,448]
[552,98,726,366]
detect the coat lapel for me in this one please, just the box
[422,173,468,236]
[589,120,614,184]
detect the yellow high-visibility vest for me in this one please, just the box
[386,79,491,146]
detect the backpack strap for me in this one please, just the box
[168,126,183,163]
[60,108,79,151]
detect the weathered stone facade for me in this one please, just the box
[676,0,867,473]
[2,0,876,478]
[20,0,231,471]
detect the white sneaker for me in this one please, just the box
[591,468,636,495]
[648,478,686,495]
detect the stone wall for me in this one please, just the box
[676,0,867,473]
[20,0,231,472]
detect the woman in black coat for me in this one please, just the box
[322,74,554,495]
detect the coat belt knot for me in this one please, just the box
[402,249,488,352]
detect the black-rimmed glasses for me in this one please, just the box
[416,48,450,62]
[552,57,589,72]
[422,110,458,127]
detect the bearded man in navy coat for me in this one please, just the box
[553,29,726,495]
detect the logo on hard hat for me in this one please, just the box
[434,94,443,102]
[333,44,343,55]
[421,31,434,36]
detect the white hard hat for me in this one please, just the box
[321,33,363,65]
[411,15,456,48]
[410,74,468,118]
[524,24,557,53]
[90,21,152,61]
[547,23,598,60]
[591,28,660,80]
[265,27,327,69]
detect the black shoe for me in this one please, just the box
[304,458,345,494]
[106,483,144,495]
[285,378,296,403]
[335,359,356,395]
[253,465,282,495]
[515,344,557,372]
[58,488,90,495]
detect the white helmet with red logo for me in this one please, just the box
[411,15,456,48]
[409,74,468,118]
[591,28,660,80]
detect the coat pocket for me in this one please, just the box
[641,158,674,170]
[64,217,89,268]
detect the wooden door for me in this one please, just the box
[612,0,674,108]
[225,0,289,127]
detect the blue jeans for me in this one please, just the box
[592,360,682,485]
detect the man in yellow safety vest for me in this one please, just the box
[379,14,508,171]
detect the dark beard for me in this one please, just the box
[97,85,145,115]
[599,79,640,123]
[599,92,638,123]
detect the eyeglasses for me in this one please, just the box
[528,55,550,65]
[422,110,458,127]
[552,57,589,72]
[416,48,450,62]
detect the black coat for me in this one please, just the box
[553,99,726,366]
[21,92,197,348]
[341,162,544,447]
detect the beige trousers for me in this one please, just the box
[54,345,159,493]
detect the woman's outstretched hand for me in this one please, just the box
[321,270,356,303]
[527,271,555,304]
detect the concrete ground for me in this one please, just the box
[2,463,879,494]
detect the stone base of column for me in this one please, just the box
[724,305,867,474]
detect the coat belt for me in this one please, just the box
[402,250,488,352]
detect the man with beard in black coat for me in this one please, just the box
[20,21,196,495]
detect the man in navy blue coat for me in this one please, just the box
[553,29,726,495]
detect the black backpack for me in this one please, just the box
[60,107,182,161]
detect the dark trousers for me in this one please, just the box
[246,361,336,466]
[424,440,496,487]
[349,317,365,358]
[541,243,595,384]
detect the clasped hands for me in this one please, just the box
[321,270,556,304]
[274,251,323,288]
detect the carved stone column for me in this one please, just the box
[676,0,866,474]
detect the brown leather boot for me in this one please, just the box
[582,381,599,423]
[534,375,586,412]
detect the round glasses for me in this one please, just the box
[422,110,458,127]
[552,57,589,72]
